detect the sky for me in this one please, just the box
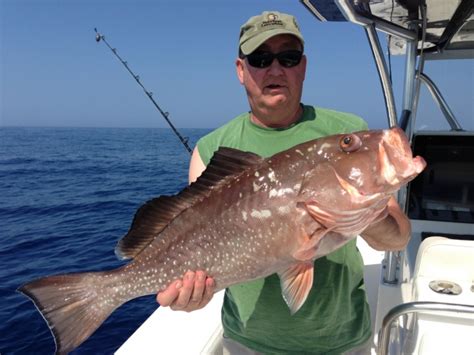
[1,0,473,130]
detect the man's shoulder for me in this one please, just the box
[197,112,248,165]
[312,106,368,131]
[202,112,247,141]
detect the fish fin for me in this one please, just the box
[18,271,120,355]
[293,226,331,260]
[305,198,391,236]
[278,262,314,315]
[115,194,196,259]
[116,147,264,260]
[196,147,264,188]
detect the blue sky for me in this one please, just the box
[1,0,472,130]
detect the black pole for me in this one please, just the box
[94,28,192,154]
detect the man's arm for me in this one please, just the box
[156,147,216,311]
[188,147,206,183]
[360,196,411,251]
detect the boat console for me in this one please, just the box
[408,132,474,225]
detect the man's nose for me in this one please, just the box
[267,58,285,74]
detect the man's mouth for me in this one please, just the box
[265,84,286,91]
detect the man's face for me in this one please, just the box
[236,34,306,123]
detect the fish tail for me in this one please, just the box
[18,271,121,354]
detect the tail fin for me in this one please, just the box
[18,271,121,354]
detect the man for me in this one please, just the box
[158,11,410,354]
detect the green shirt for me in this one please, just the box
[197,105,371,354]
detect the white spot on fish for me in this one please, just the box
[255,171,260,177]
[281,188,294,196]
[251,209,272,219]
[269,189,278,198]
[348,167,362,185]
[295,149,304,156]
[268,170,277,182]
[269,188,293,198]
[253,182,262,192]
[242,211,248,221]
[318,142,333,156]
[278,206,291,214]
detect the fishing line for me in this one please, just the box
[94,28,192,154]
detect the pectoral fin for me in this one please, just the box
[278,262,314,315]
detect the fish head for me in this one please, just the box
[308,127,426,208]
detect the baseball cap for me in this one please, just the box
[239,11,305,55]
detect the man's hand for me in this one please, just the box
[156,270,215,312]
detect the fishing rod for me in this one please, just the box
[94,28,192,154]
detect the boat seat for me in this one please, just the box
[405,236,474,354]
[413,236,474,304]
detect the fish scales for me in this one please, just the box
[118,155,314,295]
[18,128,426,354]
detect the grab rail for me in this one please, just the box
[417,73,464,131]
[378,301,474,355]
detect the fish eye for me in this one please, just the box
[340,134,362,152]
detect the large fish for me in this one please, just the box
[19,127,425,354]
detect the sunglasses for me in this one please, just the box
[245,50,303,69]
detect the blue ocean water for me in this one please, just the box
[0,127,210,354]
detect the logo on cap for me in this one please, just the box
[261,12,284,28]
[267,13,278,21]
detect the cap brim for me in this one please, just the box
[240,29,304,55]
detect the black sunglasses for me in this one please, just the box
[245,50,303,69]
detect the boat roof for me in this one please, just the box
[302,0,474,60]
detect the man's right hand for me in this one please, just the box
[156,270,215,312]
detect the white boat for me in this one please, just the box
[117,1,474,354]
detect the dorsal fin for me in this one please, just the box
[115,147,263,259]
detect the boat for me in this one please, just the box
[116,1,474,354]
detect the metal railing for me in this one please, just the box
[304,0,466,286]
[418,73,464,131]
[378,301,474,355]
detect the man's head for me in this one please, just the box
[236,11,306,128]
[239,11,304,56]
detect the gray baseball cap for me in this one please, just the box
[239,11,305,55]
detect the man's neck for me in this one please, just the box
[250,104,303,129]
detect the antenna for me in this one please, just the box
[94,28,192,154]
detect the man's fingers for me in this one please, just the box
[170,271,195,310]
[199,277,215,308]
[189,270,206,304]
[156,280,182,306]
[156,271,215,312]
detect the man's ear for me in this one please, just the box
[236,58,245,84]
[301,54,307,81]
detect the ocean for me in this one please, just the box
[0,127,210,354]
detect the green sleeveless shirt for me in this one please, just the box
[197,105,371,354]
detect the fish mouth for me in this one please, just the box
[379,127,426,186]
[335,127,426,200]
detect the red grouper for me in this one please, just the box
[19,127,426,354]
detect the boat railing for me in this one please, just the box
[378,301,474,355]
[417,72,464,131]
[330,0,422,286]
